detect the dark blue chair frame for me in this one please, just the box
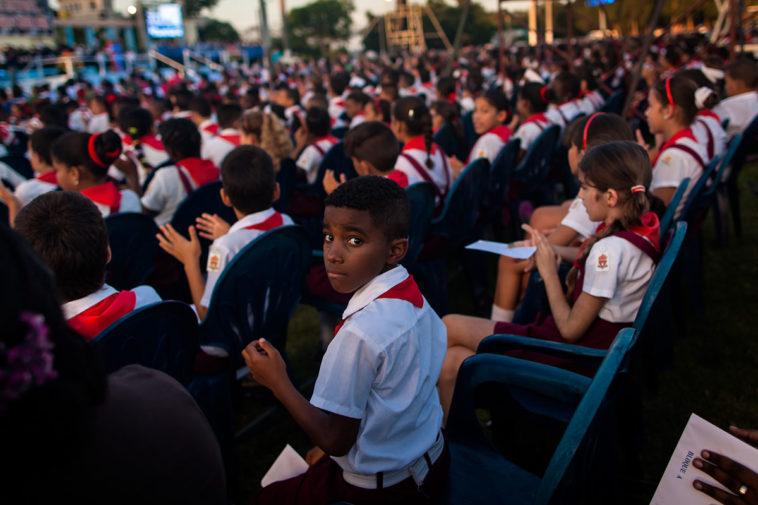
[658,178,689,241]
[295,141,357,200]
[706,133,742,244]
[483,138,521,230]
[274,157,297,214]
[434,122,467,162]
[462,110,478,151]
[105,212,161,291]
[402,182,436,273]
[724,114,758,238]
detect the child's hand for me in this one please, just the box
[522,224,558,277]
[449,156,465,179]
[322,169,346,195]
[195,213,231,240]
[305,446,326,466]
[113,153,138,178]
[157,224,201,266]
[730,426,758,448]
[0,183,21,226]
[241,338,288,392]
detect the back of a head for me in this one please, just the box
[725,58,758,88]
[220,145,275,214]
[346,91,371,107]
[217,103,243,129]
[305,106,331,138]
[189,96,212,119]
[393,96,432,137]
[14,191,109,303]
[436,76,456,98]
[566,113,634,150]
[159,118,201,159]
[324,175,410,242]
[579,141,652,196]
[171,88,193,110]
[30,126,68,165]
[118,106,154,140]
[330,71,350,96]
[520,81,550,113]
[343,121,399,173]
[39,104,68,128]
[51,130,123,178]
[551,72,582,102]
[653,75,698,125]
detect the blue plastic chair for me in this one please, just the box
[105,212,160,291]
[295,141,357,199]
[434,123,466,161]
[678,156,720,228]
[331,126,348,139]
[484,138,521,228]
[462,110,478,151]
[0,200,7,225]
[442,327,636,505]
[92,301,199,387]
[658,178,689,241]
[402,182,436,272]
[724,114,758,237]
[707,133,742,244]
[274,157,297,213]
[514,125,560,196]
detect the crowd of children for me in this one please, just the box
[1,31,758,504]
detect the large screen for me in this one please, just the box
[585,0,615,5]
[145,3,184,39]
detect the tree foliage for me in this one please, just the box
[423,1,496,50]
[197,18,240,43]
[287,0,354,58]
[183,0,218,19]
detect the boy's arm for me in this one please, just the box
[243,338,361,455]
[156,224,208,319]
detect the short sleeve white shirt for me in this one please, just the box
[513,115,549,153]
[692,114,727,162]
[394,140,452,204]
[583,235,656,323]
[14,177,57,206]
[311,266,446,475]
[651,133,707,219]
[712,91,758,140]
[544,100,583,128]
[87,112,110,134]
[141,165,196,225]
[296,137,337,184]
[202,135,236,169]
[0,160,27,188]
[467,131,506,164]
[560,197,600,239]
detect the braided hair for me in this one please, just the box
[393,96,435,169]
[118,106,156,171]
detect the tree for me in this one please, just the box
[183,0,218,19]
[422,1,496,50]
[197,18,240,43]
[287,0,354,58]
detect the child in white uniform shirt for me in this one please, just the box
[294,107,338,184]
[12,126,67,206]
[712,59,758,140]
[202,103,243,168]
[461,88,512,167]
[157,145,291,321]
[543,72,584,128]
[243,176,449,505]
[512,82,551,157]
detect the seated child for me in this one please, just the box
[294,106,338,184]
[512,81,551,156]
[243,175,449,505]
[543,72,584,128]
[118,106,168,185]
[14,125,67,205]
[189,96,219,138]
[713,58,758,140]
[678,69,728,163]
[50,130,142,217]
[14,191,161,339]
[87,95,110,134]
[278,85,305,134]
[157,145,292,321]
[454,88,511,170]
[142,118,219,225]
[439,141,661,418]
[344,91,370,129]
[364,96,391,125]
[202,103,243,168]
[240,109,294,173]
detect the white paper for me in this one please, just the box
[650,413,758,504]
[261,444,309,487]
[465,240,537,260]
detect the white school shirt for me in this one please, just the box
[311,265,446,475]
[691,111,727,163]
[202,129,238,168]
[13,172,58,206]
[712,91,758,140]
[79,181,141,218]
[560,197,600,240]
[62,284,161,321]
[329,96,347,129]
[394,136,452,202]
[348,113,366,130]
[87,112,110,134]
[513,114,550,153]
[200,208,293,308]
[467,125,511,164]
[284,105,305,131]
[296,135,338,184]
[583,234,656,323]
[578,91,605,115]
[651,128,707,219]
[544,100,583,128]
[199,119,219,141]
[0,159,27,188]
[141,161,213,225]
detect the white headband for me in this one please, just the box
[694,86,716,110]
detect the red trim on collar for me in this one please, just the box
[176,158,219,187]
[377,274,424,308]
[594,212,661,253]
[487,125,512,143]
[36,171,58,184]
[696,109,721,121]
[522,113,548,126]
[316,135,338,145]
[203,123,220,135]
[653,127,697,166]
[243,211,284,232]
[402,135,438,155]
[80,181,122,210]
[219,133,241,146]
[67,290,137,340]
[386,170,409,188]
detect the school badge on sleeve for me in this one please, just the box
[596,251,610,272]
[208,253,221,271]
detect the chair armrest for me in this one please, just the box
[477,333,607,370]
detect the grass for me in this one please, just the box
[233,161,758,504]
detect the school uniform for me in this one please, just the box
[467,125,512,164]
[257,266,449,504]
[63,284,161,340]
[712,90,758,139]
[202,128,239,168]
[560,197,601,240]
[578,91,605,115]
[200,208,293,308]
[13,170,57,206]
[69,105,91,132]
[284,104,305,132]
[544,100,583,128]
[329,96,347,129]
[295,135,338,184]
[513,113,550,153]
[87,112,110,134]
[394,135,452,206]
[122,134,169,185]
[80,181,141,217]
[651,127,707,219]
[348,112,366,130]
[494,212,660,375]
[199,118,219,139]
[691,110,727,162]
[0,159,27,189]
[141,158,219,225]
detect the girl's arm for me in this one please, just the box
[551,244,580,264]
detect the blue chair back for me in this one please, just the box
[704,133,742,197]
[600,90,624,115]
[0,154,32,179]
[105,212,160,291]
[274,158,297,213]
[515,125,560,195]
[402,182,435,272]
[199,225,311,367]
[462,110,478,150]
[485,138,521,213]
[658,178,689,240]
[731,114,758,174]
[297,141,356,198]
[432,157,489,249]
[679,156,719,225]
[170,180,238,268]
[434,123,466,161]
[92,301,199,386]
[444,327,636,504]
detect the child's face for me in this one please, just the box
[363,102,380,122]
[645,89,668,135]
[53,158,78,191]
[724,74,746,98]
[322,206,396,294]
[568,143,583,176]
[577,172,607,222]
[344,99,362,119]
[430,109,444,131]
[473,97,506,134]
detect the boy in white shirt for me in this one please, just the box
[242,176,449,505]
[712,59,758,139]
[202,103,242,168]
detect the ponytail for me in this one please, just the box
[50,130,122,179]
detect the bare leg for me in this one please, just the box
[439,345,476,424]
[442,313,498,350]
[493,255,529,311]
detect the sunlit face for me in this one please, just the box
[472,97,506,135]
[568,144,584,176]
[577,171,608,222]
[645,89,668,135]
[430,109,444,131]
[363,102,381,122]
[53,158,78,191]
[344,99,362,119]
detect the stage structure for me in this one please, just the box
[361,0,452,55]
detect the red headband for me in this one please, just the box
[665,76,675,108]
[87,134,121,168]
[583,113,603,150]
[447,92,456,103]
[540,86,550,103]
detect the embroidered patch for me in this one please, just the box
[663,154,671,164]
[596,252,610,272]
[570,199,581,210]
[477,149,487,159]
[208,254,221,272]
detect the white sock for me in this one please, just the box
[491,304,515,323]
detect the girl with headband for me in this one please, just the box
[511,81,551,156]
[50,130,141,217]
[677,68,728,163]
[439,141,661,419]
[639,74,707,218]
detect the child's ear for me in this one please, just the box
[386,237,409,266]
[606,188,619,207]
[272,182,280,203]
[220,187,233,208]
[106,245,112,265]
[497,109,508,124]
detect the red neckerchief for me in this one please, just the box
[522,113,549,126]
[697,109,721,122]
[593,212,661,252]
[203,123,220,135]
[80,181,122,212]
[67,290,137,340]
[123,134,165,151]
[402,135,438,155]
[243,211,284,231]
[219,133,241,146]
[334,274,424,335]
[316,134,338,145]
[386,170,409,188]
[176,158,219,187]
[36,171,57,184]
[652,127,697,166]
[486,125,512,143]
